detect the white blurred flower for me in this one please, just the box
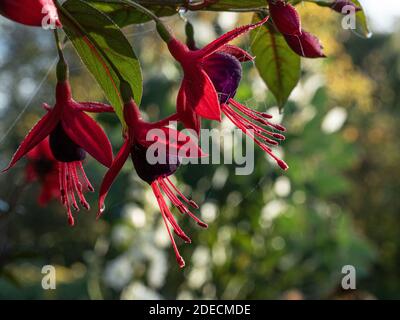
[322,107,348,134]
[144,245,168,289]
[212,166,229,189]
[111,225,133,246]
[192,246,210,267]
[218,12,239,30]
[103,255,133,290]
[201,202,218,223]
[260,200,287,228]
[274,176,291,197]
[124,204,147,228]
[121,282,162,300]
[188,267,208,289]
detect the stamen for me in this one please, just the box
[151,183,185,268]
[66,163,79,211]
[157,179,192,244]
[229,99,286,132]
[78,162,94,192]
[165,177,199,209]
[224,105,279,144]
[59,162,67,205]
[70,163,90,210]
[60,163,74,226]
[56,161,94,225]
[160,179,208,228]
[222,105,289,170]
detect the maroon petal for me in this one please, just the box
[76,102,114,113]
[197,16,269,59]
[218,45,254,62]
[62,109,113,168]
[3,109,60,172]
[203,52,243,104]
[97,138,131,218]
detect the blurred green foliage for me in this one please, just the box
[0,10,398,300]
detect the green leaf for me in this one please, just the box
[60,0,142,125]
[250,14,301,109]
[351,0,372,38]
[89,1,177,27]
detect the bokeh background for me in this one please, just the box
[0,1,399,299]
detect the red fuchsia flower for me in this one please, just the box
[268,0,302,36]
[284,29,326,58]
[330,0,361,14]
[166,17,269,134]
[0,0,61,27]
[25,137,60,206]
[98,98,207,268]
[3,75,114,226]
[166,17,288,170]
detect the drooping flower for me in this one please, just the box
[167,17,268,134]
[284,29,326,58]
[268,0,302,36]
[25,137,60,206]
[98,98,207,268]
[330,0,361,14]
[3,72,114,225]
[0,0,61,27]
[166,17,288,170]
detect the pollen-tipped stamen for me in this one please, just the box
[66,164,79,211]
[78,162,94,192]
[223,104,280,145]
[58,163,75,225]
[57,161,93,225]
[70,163,90,210]
[161,178,208,228]
[157,179,192,243]
[165,177,199,209]
[151,182,186,268]
[229,99,287,133]
[222,104,289,170]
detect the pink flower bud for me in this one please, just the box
[268,0,302,36]
[284,30,326,58]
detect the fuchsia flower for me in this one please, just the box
[167,16,288,170]
[0,0,61,27]
[98,99,207,268]
[166,17,269,134]
[3,77,114,226]
[284,29,326,58]
[268,0,301,36]
[330,0,361,14]
[25,137,60,206]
